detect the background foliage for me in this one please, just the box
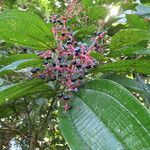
[0,0,150,149]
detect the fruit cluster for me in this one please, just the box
[31,15,106,110]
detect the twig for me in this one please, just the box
[0,120,29,142]
[39,96,57,131]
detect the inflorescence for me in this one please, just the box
[31,14,106,111]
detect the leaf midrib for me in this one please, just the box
[83,89,150,144]
[76,91,126,149]
[69,107,93,150]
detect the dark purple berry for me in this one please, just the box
[67,106,73,110]
[52,20,57,23]
[58,93,63,98]
[75,47,80,53]
[58,57,62,61]
[93,64,98,68]
[71,78,76,82]
[74,42,78,46]
[46,56,51,60]
[62,45,67,50]
[67,27,70,31]
[63,95,70,100]
[58,73,62,77]
[50,77,56,81]
[60,64,64,68]
[95,46,99,50]
[94,43,98,47]
[76,64,82,68]
[97,32,102,36]
[75,52,79,56]
[40,74,46,79]
[23,48,27,53]
[44,62,48,65]
[35,67,40,71]
[67,41,72,45]
[38,52,43,56]
[72,61,77,65]
[31,68,37,73]
[78,76,83,80]
[94,31,97,36]
[52,63,56,67]
[57,20,62,24]
[68,38,72,41]
[61,33,65,36]
[85,65,91,69]
[64,64,68,67]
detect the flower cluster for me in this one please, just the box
[31,15,106,110]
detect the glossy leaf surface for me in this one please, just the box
[59,79,150,150]
[0,10,55,49]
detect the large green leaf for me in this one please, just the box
[81,0,107,22]
[59,79,150,150]
[0,81,53,117]
[0,79,53,105]
[107,24,127,36]
[0,54,42,75]
[126,14,148,30]
[0,10,55,50]
[90,51,108,61]
[110,29,150,50]
[93,60,150,74]
[136,4,150,19]
[101,74,146,93]
[87,6,107,20]
[140,0,150,4]
[121,3,138,11]
[0,54,38,67]
[74,25,97,40]
[0,59,33,73]
[82,0,120,6]
[108,46,149,57]
[16,58,43,70]
[3,0,16,9]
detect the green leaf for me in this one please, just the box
[0,79,4,86]
[82,0,93,7]
[101,74,146,93]
[121,3,138,10]
[0,54,42,74]
[59,79,150,150]
[0,59,33,72]
[0,70,16,77]
[0,84,15,92]
[81,0,107,21]
[134,49,150,55]
[90,51,108,61]
[0,10,56,50]
[0,79,53,105]
[0,54,38,67]
[16,58,43,70]
[136,4,150,19]
[0,83,54,118]
[126,14,148,30]
[108,46,148,57]
[92,60,150,74]
[3,0,16,9]
[87,6,107,20]
[140,0,150,4]
[82,0,120,6]
[110,29,150,50]
[107,24,127,36]
[74,25,97,40]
